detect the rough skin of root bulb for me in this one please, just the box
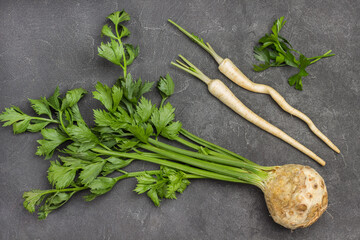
[263,164,328,230]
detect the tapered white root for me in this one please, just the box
[207,79,326,166]
[218,59,340,153]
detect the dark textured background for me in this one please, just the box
[1,0,359,239]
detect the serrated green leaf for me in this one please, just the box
[94,109,128,130]
[88,177,117,195]
[275,54,285,64]
[59,156,88,168]
[70,104,85,124]
[98,40,124,66]
[61,88,87,111]
[93,82,113,110]
[47,87,61,111]
[83,193,99,202]
[124,44,139,65]
[67,123,99,145]
[107,10,130,26]
[111,85,123,112]
[101,24,117,39]
[117,139,139,151]
[253,46,271,64]
[36,128,69,159]
[271,16,286,37]
[23,190,49,213]
[0,107,30,128]
[128,123,153,143]
[136,174,157,185]
[101,158,132,176]
[27,121,50,132]
[160,121,182,140]
[79,161,105,186]
[120,25,130,38]
[121,74,154,104]
[134,184,152,194]
[177,179,190,193]
[158,74,175,99]
[135,97,155,123]
[13,118,31,134]
[151,102,175,135]
[29,98,52,118]
[283,51,299,68]
[47,161,77,189]
[37,191,76,220]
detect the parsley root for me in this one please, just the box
[168,19,340,154]
[172,55,325,166]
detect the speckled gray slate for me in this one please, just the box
[1,0,359,239]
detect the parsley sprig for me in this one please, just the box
[253,17,335,90]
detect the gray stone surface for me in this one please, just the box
[1,0,359,239]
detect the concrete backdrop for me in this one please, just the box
[1,0,359,239]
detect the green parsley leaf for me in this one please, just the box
[121,74,154,104]
[47,161,77,189]
[111,85,123,111]
[160,121,182,140]
[107,10,130,26]
[120,25,130,38]
[0,107,31,133]
[93,82,113,111]
[88,177,117,195]
[69,104,85,124]
[253,16,334,90]
[37,191,76,220]
[93,82,123,112]
[128,123,153,143]
[116,139,139,151]
[253,46,271,64]
[23,190,49,213]
[61,88,87,111]
[288,54,310,90]
[66,123,98,143]
[29,98,52,118]
[158,74,175,99]
[135,97,155,123]
[27,121,50,132]
[79,161,106,186]
[124,44,139,65]
[47,87,61,111]
[101,157,133,176]
[98,40,124,66]
[36,128,69,159]
[101,24,117,39]
[150,102,175,135]
[94,109,125,130]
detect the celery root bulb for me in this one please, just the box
[263,164,328,230]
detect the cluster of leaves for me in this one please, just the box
[1,10,193,220]
[16,72,186,219]
[253,16,334,90]
[134,166,190,206]
[98,10,139,75]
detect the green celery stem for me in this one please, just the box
[180,128,257,165]
[147,138,266,177]
[138,143,264,186]
[174,136,250,163]
[91,148,246,183]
